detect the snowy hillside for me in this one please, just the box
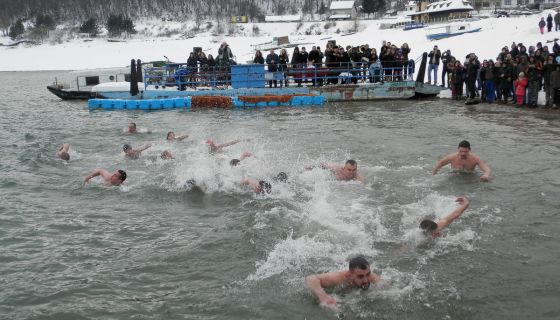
[0,12,556,71]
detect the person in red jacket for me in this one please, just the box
[514,72,528,106]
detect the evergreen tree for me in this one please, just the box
[318,0,327,15]
[9,19,24,40]
[35,14,55,30]
[80,18,100,36]
[106,14,123,36]
[362,0,386,17]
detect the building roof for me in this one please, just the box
[330,1,355,10]
[408,0,473,16]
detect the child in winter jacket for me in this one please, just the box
[514,72,528,106]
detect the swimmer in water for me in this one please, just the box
[305,256,381,307]
[57,143,70,161]
[166,131,188,141]
[306,159,365,183]
[84,169,127,186]
[124,122,151,134]
[432,140,491,182]
[230,151,253,166]
[160,150,173,160]
[125,122,137,134]
[123,143,152,159]
[206,139,241,153]
[420,196,469,237]
[241,172,287,194]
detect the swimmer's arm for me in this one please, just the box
[239,151,252,161]
[432,155,452,175]
[84,169,108,183]
[177,135,189,141]
[138,143,152,152]
[58,143,70,153]
[355,173,365,183]
[477,158,491,181]
[319,163,338,171]
[436,197,469,231]
[218,139,241,149]
[305,273,341,305]
[240,178,259,191]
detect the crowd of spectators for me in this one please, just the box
[434,40,560,108]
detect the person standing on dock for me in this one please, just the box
[427,45,441,85]
[266,49,279,88]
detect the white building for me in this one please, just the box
[408,0,474,23]
[329,1,357,20]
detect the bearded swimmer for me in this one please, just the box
[305,256,381,307]
[432,140,491,182]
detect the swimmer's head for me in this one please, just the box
[128,122,137,133]
[205,139,215,145]
[348,256,372,290]
[258,180,272,194]
[420,219,438,233]
[185,179,196,189]
[111,169,127,185]
[458,140,471,159]
[274,172,288,183]
[161,150,173,160]
[167,131,175,140]
[59,152,70,161]
[344,159,358,176]
[230,159,241,166]
[123,144,132,152]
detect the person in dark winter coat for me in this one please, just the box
[451,61,465,100]
[526,56,543,107]
[465,54,480,99]
[253,50,264,64]
[495,60,513,103]
[547,14,553,32]
[266,49,280,88]
[441,49,454,87]
[555,11,560,31]
[278,48,289,87]
[550,64,560,108]
[539,17,546,34]
[542,55,555,107]
[291,47,302,86]
[427,45,442,85]
[482,60,496,103]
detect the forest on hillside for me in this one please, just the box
[0,0,336,25]
[0,0,389,41]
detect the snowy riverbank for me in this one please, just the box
[1,12,556,71]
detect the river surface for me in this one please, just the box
[1,71,559,320]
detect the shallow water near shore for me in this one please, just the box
[1,71,560,320]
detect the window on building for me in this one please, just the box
[505,0,511,5]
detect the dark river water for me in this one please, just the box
[1,71,559,320]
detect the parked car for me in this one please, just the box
[493,10,510,18]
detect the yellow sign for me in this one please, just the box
[230,16,248,23]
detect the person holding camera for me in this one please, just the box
[427,45,441,85]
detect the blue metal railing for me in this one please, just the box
[143,61,416,90]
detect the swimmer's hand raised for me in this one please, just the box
[319,295,337,308]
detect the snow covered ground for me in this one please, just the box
[0,12,557,72]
